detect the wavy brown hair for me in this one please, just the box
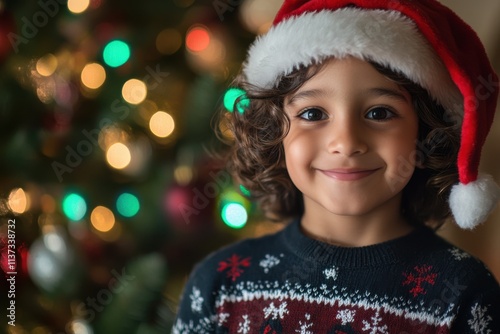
[218,59,460,228]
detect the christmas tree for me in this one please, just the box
[0,0,283,332]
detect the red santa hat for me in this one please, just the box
[242,0,500,229]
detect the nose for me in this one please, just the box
[327,117,368,156]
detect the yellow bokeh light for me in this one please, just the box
[122,79,147,105]
[36,54,58,77]
[156,28,182,55]
[36,85,55,104]
[149,111,175,138]
[8,188,28,214]
[106,143,131,169]
[68,0,90,14]
[81,63,106,90]
[90,206,115,232]
[174,165,193,185]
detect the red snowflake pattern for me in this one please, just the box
[217,254,251,281]
[402,264,437,297]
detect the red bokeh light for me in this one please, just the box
[186,27,210,52]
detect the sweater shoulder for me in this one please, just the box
[188,225,286,281]
[420,231,499,289]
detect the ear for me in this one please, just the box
[414,149,426,169]
[415,159,425,169]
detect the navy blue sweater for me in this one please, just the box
[173,220,500,333]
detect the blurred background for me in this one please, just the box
[0,0,499,333]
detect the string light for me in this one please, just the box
[116,193,140,217]
[62,193,87,221]
[106,143,131,169]
[70,319,93,334]
[149,111,175,138]
[122,79,147,104]
[81,63,106,89]
[36,54,58,77]
[239,184,251,197]
[8,188,29,214]
[218,189,250,229]
[68,0,90,14]
[221,203,248,229]
[43,231,67,254]
[223,87,249,113]
[90,206,115,232]
[186,26,210,52]
[103,40,130,68]
[173,165,193,185]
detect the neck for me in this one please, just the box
[300,196,414,247]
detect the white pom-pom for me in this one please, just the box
[449,174,500,229]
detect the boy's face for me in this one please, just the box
[283,57,418,224]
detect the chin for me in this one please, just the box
[321,202,374,217]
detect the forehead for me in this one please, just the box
[285,57,410,103]
[305,57,398,87]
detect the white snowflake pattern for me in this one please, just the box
[190,287,204,313]
[237,314,251,334]
[467,303,492,334]
[259,254,281,273]
[264,301,289,320]
[362,309,388,334]
[295,313,313,334]
[336,309,356,325]
[323,265,339,280]
[172,316,216,334]
[217,312,230,326]
[449,248,471,261]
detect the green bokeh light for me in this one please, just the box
[223,87,249,114]
[62,193,87,221]
[239,184,251,197]
[103,40,131,68]
[221,203,247,229]
[116,192,140,217]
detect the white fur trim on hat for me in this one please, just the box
[243,8,463,117]
[449,174,500,229]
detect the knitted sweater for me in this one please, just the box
[173,220,500,333]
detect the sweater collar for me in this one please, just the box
[280,219,434,268]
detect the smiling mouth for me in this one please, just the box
[319,168,381,181]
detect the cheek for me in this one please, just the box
[283,129,317,164]
[283,129,317,181]
[382,125,419,181]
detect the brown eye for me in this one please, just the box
[366,107,395,121]
[298,108,327,121]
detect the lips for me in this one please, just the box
[319,168,380,181]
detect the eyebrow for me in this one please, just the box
[286,87,410,106]
[366,87,410,103]
[286,88,328,106]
